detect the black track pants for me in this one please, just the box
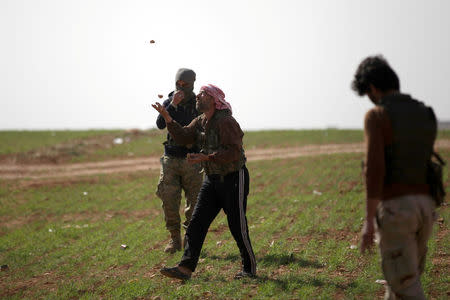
[179,166,256,275]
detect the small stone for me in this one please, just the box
[121,244,128,250]
[1,265,9,271]
[83,192,88,196]
[350,245,357,250]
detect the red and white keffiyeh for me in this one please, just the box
[200,84,232,113]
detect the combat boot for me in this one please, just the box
[164,230,182,253]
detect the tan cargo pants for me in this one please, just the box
[376,194,436,300]
[156,155,203,231]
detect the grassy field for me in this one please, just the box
[0,130,448,299]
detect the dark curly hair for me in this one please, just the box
[351,55,400,96]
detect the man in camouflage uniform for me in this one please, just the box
[155,68,203,253]
[152,84,256,280]
[353,56,437,300]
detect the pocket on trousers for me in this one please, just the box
[156,156,167,198]
[382,248,417,290]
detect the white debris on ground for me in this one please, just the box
[375,279,387,285]
[313,190,322,196]
[350,245,358,250]
[113,138,123,145]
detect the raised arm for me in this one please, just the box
[156,99,171,129]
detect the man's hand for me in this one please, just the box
[152,102,173,123]
[172,90,185,106]
[187,153,209,164]
[360,219,375,254]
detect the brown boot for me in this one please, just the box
[164,230,181,253]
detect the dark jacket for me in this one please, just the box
[156,91,200,157]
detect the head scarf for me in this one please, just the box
[199,84,232,113]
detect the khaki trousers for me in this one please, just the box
[376,194,436,300]
[156,156,203,231]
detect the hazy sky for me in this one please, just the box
[1,0,449,130]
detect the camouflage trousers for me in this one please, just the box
[376,195,436,300]
[156,155,203,232]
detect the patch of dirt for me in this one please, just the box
[0,270,61,298]
[1,140,449,187]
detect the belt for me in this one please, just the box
[164,145,199,158]
[207,168,242,182]
[207,174,225,182]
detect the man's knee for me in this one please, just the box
[157,179,182,202]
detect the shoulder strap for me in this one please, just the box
[432,151,446,166]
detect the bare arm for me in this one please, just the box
[360,109,384,253]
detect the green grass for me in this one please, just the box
[438,130,450,140]
[1,146,448,299]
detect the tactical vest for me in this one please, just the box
[164,95,199,155]
[197,109,246,176]
[380,94,436,185]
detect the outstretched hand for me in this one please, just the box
[152,102,172,123]
[187,153,209,164]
